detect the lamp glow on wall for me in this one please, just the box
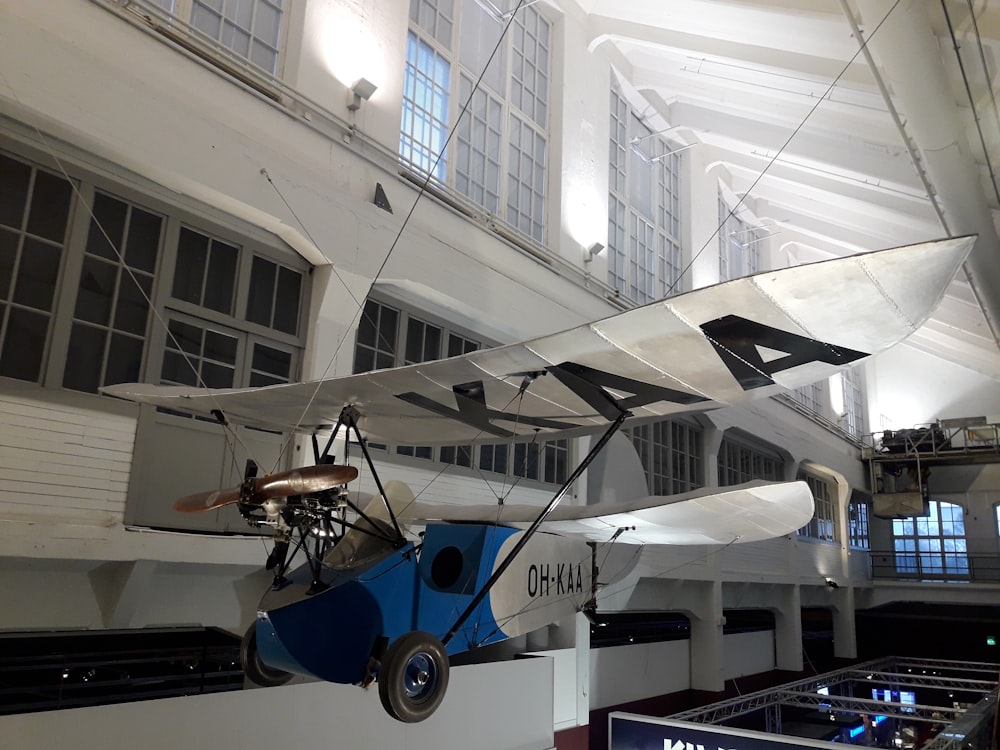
[829,372,846,417]
[319,6,386,108]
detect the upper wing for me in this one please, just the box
[398,480,814,545]
[102,237,973,444]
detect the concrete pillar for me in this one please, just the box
[831,586,858,659]
[572,613,591,727]
[772,584,803,672]
[689,580,725,692]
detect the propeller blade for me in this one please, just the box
[172,464,358,513]
[174,487,242,513]
[248,464,359,504]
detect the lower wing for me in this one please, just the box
[400,480,814,546]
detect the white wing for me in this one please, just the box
[399,480,814,546]
[102,237,973,444]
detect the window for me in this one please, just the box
[353,298,568,485]
[791,382,823,413]
[841,366,864,437]
[401,0,551,243]
[798,473,836,542]
[147,0,285,75]
[0,140,310,534]
[626,419,703,495]
[718,197,760,282]
[0,145,308,398]
[893,500,969,579]
[0,153,74,382]
[848,499,870,549]
[608,90,683,304]
[718,435,782,486]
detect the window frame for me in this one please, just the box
[626,418,704,495]
[892,499,969,580]
[607,88,684,304]
[0,135,310,400]
[133,0,289,81]
[718,432,784,486]
[718,196,760,283]
[797,471,837,543]
[401,0,554,244]
[848,498,870,549]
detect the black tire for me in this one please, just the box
[240,622,293,687]
[378,631,450,722]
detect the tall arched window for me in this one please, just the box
[892,500,968,579]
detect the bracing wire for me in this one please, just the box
[0,67,257,477]
[664,0,903,297]
[267,0,529,473]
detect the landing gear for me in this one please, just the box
[240,622,293,687]
[378,631,450,723]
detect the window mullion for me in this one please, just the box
[43,180,90,389]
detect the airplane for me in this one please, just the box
[103,236,973,722]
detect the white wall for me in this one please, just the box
[0,658,555,750]
[587,630,775,711]
[724,631,775,680]
[590,640,691,709]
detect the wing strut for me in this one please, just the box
[441,408,630,647]
[338,406,407,544]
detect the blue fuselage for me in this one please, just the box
[256,522,519,684]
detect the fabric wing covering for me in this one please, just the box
[101,237,973,445]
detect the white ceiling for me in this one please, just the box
[566,0,1000,379]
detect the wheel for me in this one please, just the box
[378,631,450,722]
[240,622,293,687]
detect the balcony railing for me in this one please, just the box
[870,550,1000,583]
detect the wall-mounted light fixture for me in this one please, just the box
[347,77,378,111]
[584,242,605,264]
[824,576,840,589]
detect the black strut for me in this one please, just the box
[442,409,629,647]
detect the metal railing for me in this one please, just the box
[870,550,1000,583]
[0,627,243,715]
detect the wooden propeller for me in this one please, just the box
[173,464,359,513]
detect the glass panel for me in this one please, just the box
[204,239,238,313]
[114,271,153,336]
[252,343,291,378]
[105,332,144,386]
[192,2,223,38]
[246,255,275,327]
[74,257,117,325]
[0,228,18,300]
[201,361,235,388]
[13,238,61,311]
[161,349,197,386]
[26,170,72,243]
[173,228,208,304]
[168,319,202,355]
[204,329,238,364]
[255,2,281,43]
[63,322,106,392]
[0,307,47,381]
[274,266,301,334]
[0,153,31,229]
[459,0,504,93]
[87,193,127,261]
[125,208,163,273]
[250,42,277,73]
